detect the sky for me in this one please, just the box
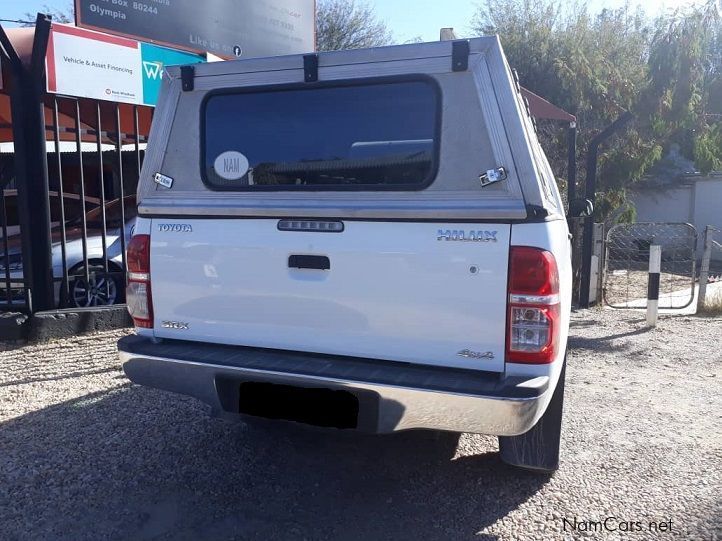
[0,0,713,41]
[372,0,708,42]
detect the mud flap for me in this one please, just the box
[498,360,566,472]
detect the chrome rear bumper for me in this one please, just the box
[118,335,551,436]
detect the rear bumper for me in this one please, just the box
[118,335,552,436]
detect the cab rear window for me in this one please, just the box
[201,78,439,191]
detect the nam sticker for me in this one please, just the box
[214,151,249,181]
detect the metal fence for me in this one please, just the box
[603,222,698,309]
[0,17,151,314]
[0,96,148,312]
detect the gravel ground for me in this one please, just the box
[0,310,720,540]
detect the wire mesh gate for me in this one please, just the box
[706,227,722,279]
[603,223,698,309]
[698,226,722,312]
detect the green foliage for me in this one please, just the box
[472,0,722,222]
[694,123,722,173]
[596,189,637,224]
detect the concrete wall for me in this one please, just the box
[693,179,722,234]
[630,176,722,261]
[632,186,694,224]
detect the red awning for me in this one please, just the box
[521,88,576,123]
[0,94,12,142]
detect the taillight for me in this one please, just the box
[126,234,153,328]
[506,246,560,364]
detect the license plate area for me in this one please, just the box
[238,381,359,429]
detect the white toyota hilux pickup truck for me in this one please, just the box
[119,37,572,472]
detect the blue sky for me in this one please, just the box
[1,0,710,41]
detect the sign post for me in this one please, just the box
[646,245,661,327]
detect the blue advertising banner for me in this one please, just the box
[140,43,204,106]
[47,24,205,106]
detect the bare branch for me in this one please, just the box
[316,0,394,52]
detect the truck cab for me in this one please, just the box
[118,37,571,472]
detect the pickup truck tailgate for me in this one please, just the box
[150,220,511,371]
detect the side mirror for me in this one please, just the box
[569,198,594,218]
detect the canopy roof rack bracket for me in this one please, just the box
[451,40,470,72]
[303,54,319,83]
[181,65,195,92]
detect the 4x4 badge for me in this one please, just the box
[457,349,495,360]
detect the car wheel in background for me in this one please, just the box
[67,263,123,308]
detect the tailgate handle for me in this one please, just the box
[288,255,330,270]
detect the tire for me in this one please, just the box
[67,263,124,308]
[498,359,566,473]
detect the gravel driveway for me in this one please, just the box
[0,310,720,540]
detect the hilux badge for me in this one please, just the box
[437,229,498,242]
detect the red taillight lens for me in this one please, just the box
[127,234,150,274]
[507,246,560,364]
[126,234,153,328]
[508,246,559,297]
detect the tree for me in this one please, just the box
[598,1,722,218]
[471,0,722,223]
[22,3,74,25]
[316,0,393,52]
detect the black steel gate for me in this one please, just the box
[0,16,150,313]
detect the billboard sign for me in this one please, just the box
[139,42,203,105]
[46,24,204,106]
[75,0,316,59]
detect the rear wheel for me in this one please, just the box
[498,359,566,473]
[67,263,123,308]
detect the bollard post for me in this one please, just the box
[698,226,712,313]
[646,245,661,327]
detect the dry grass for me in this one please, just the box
[698,288,722,316]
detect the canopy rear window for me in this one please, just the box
[201,78,440,191]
